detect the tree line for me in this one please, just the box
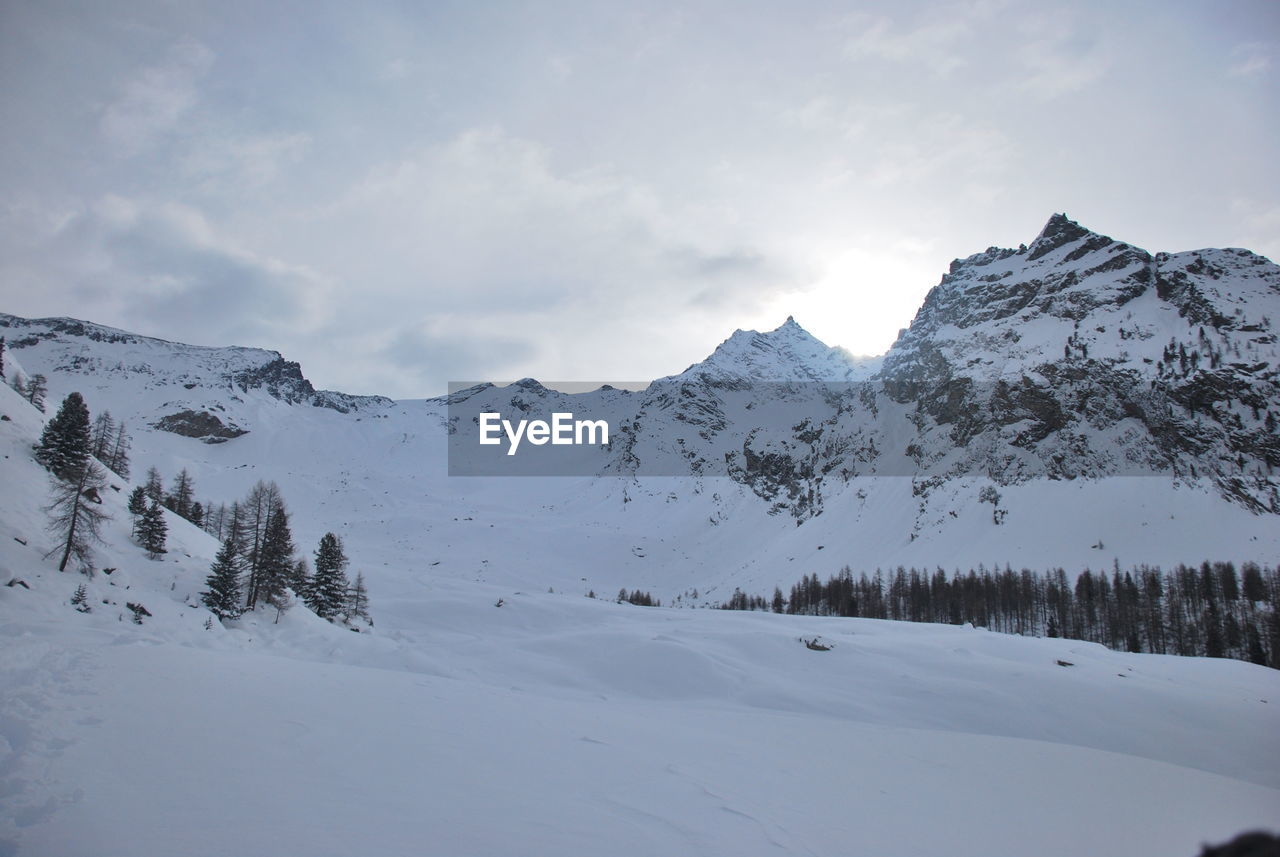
[131,466,372,626]
[199,480,370,627]
[720,561,1280,669]
[615,588,660,607]
[26,386,369,628]
[125,465,206,555]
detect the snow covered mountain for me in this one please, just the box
[3,214,1279,600]
[1,305,1278,857]
[3,215,1280,856]
[0,315,388,439]
[671,314,881,382]
[879,213,1280,510]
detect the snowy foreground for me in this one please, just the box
[2,367,1279,856]
[3,582,1279,857]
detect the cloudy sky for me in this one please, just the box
[1,1,1276,397]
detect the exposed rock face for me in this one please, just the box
[152,410,247,444]
[871,215,1280,512]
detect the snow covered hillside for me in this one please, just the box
[1,362,1278,855]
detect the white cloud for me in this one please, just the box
[1011,13,1109,98]
[20,195,331,347]
[226,125,806,391]
[315,126,790,314]
[548,56,574,81]
[1229,198,1280,260]
[99,38,215,156]
[842,2,1007,76]
[1228,43,1272,78]
[843,13,969,75]
[380,58,413,81]
[866,116,1013,188]
[181,132,313,192]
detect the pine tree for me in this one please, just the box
[34,392,92,480]
[71,582,91,612]
[1242,563,1267,603]
[203,502,227,540]
[241,481,285,610]
[1205,602,1226,658]
[255,501,296,609]
[24,374,47,412]
[1246,624,1267,666]
[138,500,168,559]
[128,485,148,516]
[189,501,205,529]
[307,532,350,620]
[1267,612,1280,671]
[105,420,131,479]
[144,466,164,504]
[202,509,246,621]
[346,571,371,622]
[90,411,116,461]
[166,468,196,520]
[128,485,148,541]
[292,557,311,602]
[0,336,6,380]
[44,461,110,573]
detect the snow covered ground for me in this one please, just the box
[2,366,1279,857]
[5,611,1279,857]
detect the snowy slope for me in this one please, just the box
[1,369,1278,855]
[4,610,1279,857]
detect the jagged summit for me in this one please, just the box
[673,315,865,382]
[892,215,1151,348]
[892,213,1279,352]
[1025,212,1115,260]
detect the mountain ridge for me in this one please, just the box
[3,213,1279,599]
[0,312,393,415]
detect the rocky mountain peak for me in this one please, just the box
[679,315,860,382]
[891,215,1154,351]
[873,216,1280,513]
[1025,212,1111,261]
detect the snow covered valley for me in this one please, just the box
[4,213,1280,855]
[1,352,1278,857]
